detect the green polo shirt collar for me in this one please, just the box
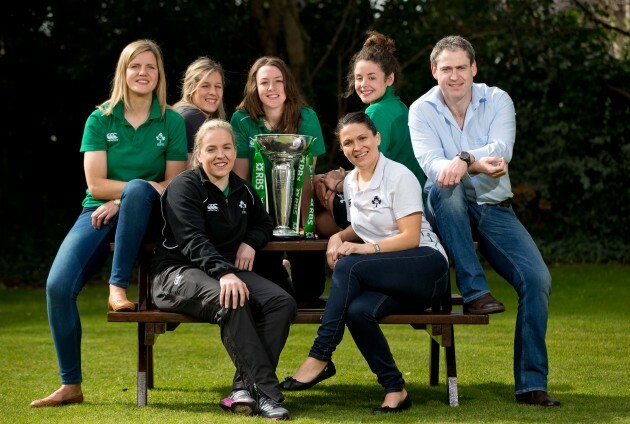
[373,85,396,104]
[110,96,161,122]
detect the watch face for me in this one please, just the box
[459,151,470,164]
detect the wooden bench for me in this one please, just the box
[107,239,489,407]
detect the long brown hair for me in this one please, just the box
[236,56,307,134]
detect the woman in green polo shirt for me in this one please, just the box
[314,31,426,231]
[173,56,226,165]
[230,56,327,302]
[31,39,187,408]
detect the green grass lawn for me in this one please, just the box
[1,264,629,423]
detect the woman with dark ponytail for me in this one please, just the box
[315,31,426,233]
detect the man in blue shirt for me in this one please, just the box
[409,35,559,407]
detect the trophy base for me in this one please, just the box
[273,227,301,239]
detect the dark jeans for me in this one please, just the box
[426,184,552,394]
[151,267,297,401]
[308,247,449,392]
[253,250,326,301]
[46,179,159,384]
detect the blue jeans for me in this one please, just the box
[46,180,159,384]
[308,247,449,392]
[426,184,552,394]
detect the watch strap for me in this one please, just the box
[457,151,471,165]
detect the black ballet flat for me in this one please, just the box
[279,361,336,391]
[372,394,412,414]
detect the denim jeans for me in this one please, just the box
[426,184,552,394]
[46,179,159,384]
[308,247,449,392]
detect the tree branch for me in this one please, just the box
[311,0,355,81]
[572,0,630,37]
[607,83,630,100]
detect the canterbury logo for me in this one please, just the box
[207,203,219,212]
[106,133,119,142]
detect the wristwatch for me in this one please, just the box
[114,199,121,207]
[457,151,471,166]
[374,243,381,253]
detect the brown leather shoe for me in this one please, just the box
[108,296,136,312]
[463,293,505,314]
[30,393,84,408]
[516,390,560,407]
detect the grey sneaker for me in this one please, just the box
[219,389,256,415]
[257,394,290,420]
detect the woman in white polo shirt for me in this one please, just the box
[280,112,449,414]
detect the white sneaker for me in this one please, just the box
[219,389,256,415]
[257,394,290,420]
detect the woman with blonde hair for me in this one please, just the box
[151,119,295,419]
[173,56,226,164]
[31,39,187,407]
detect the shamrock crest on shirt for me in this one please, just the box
[156,132,166,147]
[371,196,382,208]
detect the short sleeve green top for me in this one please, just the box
[230,106,326,169]
[80,97,188,208]
[366,86,426,188]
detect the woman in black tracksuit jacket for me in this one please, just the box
[150,119,296,420]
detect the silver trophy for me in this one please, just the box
[254,134,314,238]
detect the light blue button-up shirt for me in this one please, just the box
[409,83,516,204]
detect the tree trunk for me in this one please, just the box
[248,0,313,100]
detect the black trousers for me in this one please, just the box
[253,250,326,301]
[151,266,297,401]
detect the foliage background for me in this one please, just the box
[0,0,628,286]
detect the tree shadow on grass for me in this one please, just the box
[140,381,629,423]
[128,384,235,411]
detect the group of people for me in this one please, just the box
[30,32,559,419]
